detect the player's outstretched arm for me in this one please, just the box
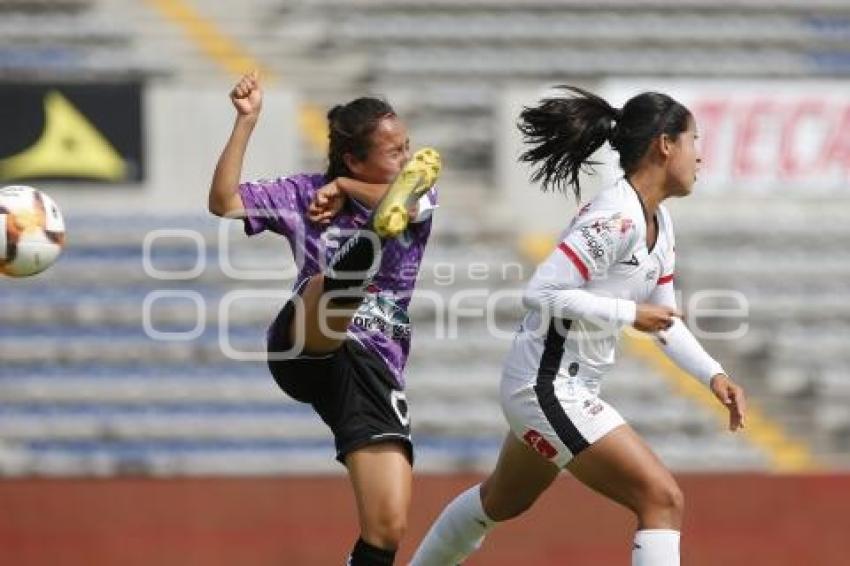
[209,70,263,218]
[648,281,746,431]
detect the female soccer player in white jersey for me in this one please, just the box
[410,86,747,566]
[209,72,440,565]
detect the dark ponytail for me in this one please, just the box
[518,86,692,201]
[325,97,396,181]
[519,86,619,200]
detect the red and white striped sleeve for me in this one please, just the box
[557,207,636,282]
[522,208,638,326]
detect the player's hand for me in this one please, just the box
[633,304,681,335]
[230,70,262,118]
[710,374,747,431]
[308,181,345,225]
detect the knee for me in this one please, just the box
[363,512,407,550]
[665,483,685,518]
[637,481,685,527]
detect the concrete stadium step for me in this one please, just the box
[374,46,813,79]
[0,357,667,406]
[0,331,515,365]
[0,437,503,476]
[297,0,845,13]
[0,429,766,477]
[0,403,325,442]
[334,11,824,47]
[641,432,769,471]
[20,284,849,331]
[0,364,281,404]
[0,430,764,477]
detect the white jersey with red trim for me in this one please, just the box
[505,177,676,394]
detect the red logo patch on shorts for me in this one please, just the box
[523,429,558,460]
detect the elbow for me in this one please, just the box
[207,186,222,217]
[208,179,237,218]
[522,286,543,311]
[208,190,230,218]
[208,200,224,218]
[522,278,565,313]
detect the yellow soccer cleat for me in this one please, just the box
[372,147,441,238]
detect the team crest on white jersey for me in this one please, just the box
[589,213,634,236]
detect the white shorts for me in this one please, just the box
[500,369,626,468]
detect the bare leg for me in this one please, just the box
[566,424,684,530]
[413,425,683,566]
[411,433,559,565]
[480,432,560,521]
[290,273,362,354]
[346,443,413,551]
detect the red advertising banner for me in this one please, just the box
[604,81,850,195]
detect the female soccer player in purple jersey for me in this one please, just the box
[410,87,747,566]
[209,71,440,566]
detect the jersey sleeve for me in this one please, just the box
[558,208,638,281]
[649,279,677,309]
[657,318,725,385]
[238,176,313,237]
[522,207,639,327]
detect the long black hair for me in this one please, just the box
[518,86,692,200]
[325,97,396,180]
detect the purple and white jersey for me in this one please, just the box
[239,173,438,387]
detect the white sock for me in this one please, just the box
[632,529,680,566]
[409,484,496,566]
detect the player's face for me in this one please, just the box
[347,115,411,185]
[666,116,701,197]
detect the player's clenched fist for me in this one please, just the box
[633,303,681,334]
[308,181,346,225]
[230,70,263,118]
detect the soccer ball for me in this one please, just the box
[0,185,66,277]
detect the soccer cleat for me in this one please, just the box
[372,147,441,238]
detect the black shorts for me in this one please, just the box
[266,299,412,465]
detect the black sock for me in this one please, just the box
[323,230,381,304]
[348,537,396,566]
